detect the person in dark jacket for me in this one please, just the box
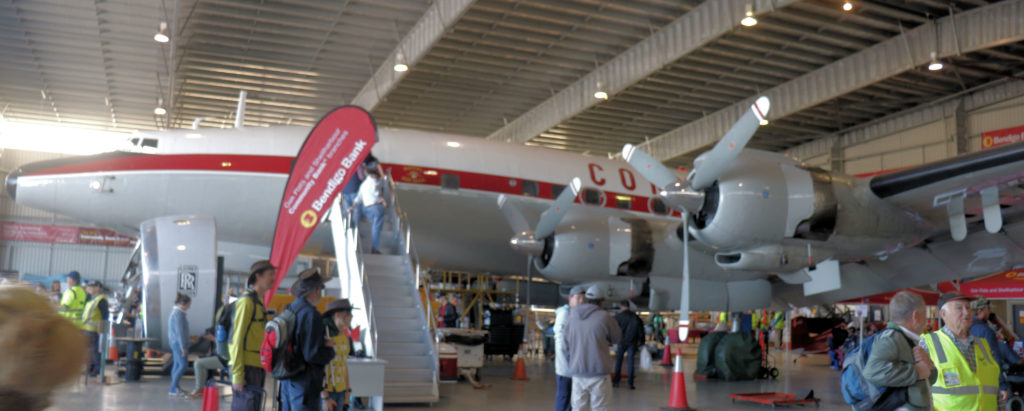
[611,301,644,389]
[441,294,459,328]
[279,269,335,411]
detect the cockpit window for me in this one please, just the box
[127,137,159,153]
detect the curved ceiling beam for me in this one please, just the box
[638,0,1024,162]
[485,0,800,144]
[350,0,475,111]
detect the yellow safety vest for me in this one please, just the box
[772,312,785,330]
[60,286,87,328]
[719,312,727,322]
[82,294,107,333]
[923,331,999,411]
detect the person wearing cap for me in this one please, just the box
[562,284,621,411]
[321,299,357,411]
[81,280,108,379]
[919,292,1001,410]
[969,296,1023,400]
[554,285,586,411]
[59,271,87,328]
[278,268,335,411]
[229,260,275,411]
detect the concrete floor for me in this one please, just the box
[49,351,846,410]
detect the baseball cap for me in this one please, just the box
[585,284,604,299]
[568,285,586,296]
[85,280,101,287]
[248,260,276,285]
[937,292,974,309]
[970,295,991,310]
[66,271,80,282]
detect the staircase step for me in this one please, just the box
[379,342,430,356]
[384,368,433,383]
[378,318,423,331]
[375,306,420,319]
[378,330,424,342]
[379,354,433,369]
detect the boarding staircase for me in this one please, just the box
[331,173,439,404]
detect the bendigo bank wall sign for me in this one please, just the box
[982,125,1024,149]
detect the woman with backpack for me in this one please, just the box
[168,293,191,396]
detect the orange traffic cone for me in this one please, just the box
[661,354,695,411]
[660,345,673,366]
[511,355,529,381]
[108,345,119,362]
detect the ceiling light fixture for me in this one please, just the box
[594,81,609,100]
[393,52,408,72]
[928,51,944,71]
[154,22,170,43]
[154,98,167,115]
[842,1,853,11]
[446,141,462,148]
[741,3,758,27]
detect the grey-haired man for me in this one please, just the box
[562,285,621,411]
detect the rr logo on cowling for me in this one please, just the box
[178,264,198,297]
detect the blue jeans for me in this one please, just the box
[321,391,348,411]
[170,343,186,392]
[364,204,385,252]
[342,193,361,226]
[555,375,572,411]
[612,344,636,386]
[280,379,319,411]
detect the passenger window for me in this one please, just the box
[614,195,631,210]
[551,184,566,199]
[582,189,604,206]
[441,174,459,190]
[521,180,539,197]
[649,198,669,215]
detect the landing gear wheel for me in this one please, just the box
[769,367,780,379]
[1008,395,1024,411]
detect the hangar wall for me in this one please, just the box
[798,94,1024,176]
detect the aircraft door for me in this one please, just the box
[139,215,218,352]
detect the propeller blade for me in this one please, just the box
[689,96,770,190]
[497,194,531,235]
[534,177,582,239]
[679,211,691,341]
[622,144,680,189]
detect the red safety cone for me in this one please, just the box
[661,354,695,411]
[511,355,529,381]
[660,344,673,366]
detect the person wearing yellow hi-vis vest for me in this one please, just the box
[81,280,109,378]
[59,271,87,328]
[919,292,1002,411]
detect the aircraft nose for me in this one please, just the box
[4,169,18,201]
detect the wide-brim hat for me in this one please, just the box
[291,268,325,297]
[248,260,276,285]
[324,298,358,316]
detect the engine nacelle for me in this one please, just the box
[691,151,838,262]
[536,213,678,284]
[714,244,835,272]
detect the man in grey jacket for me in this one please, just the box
[862,291,936,411]
[562,285,622,411]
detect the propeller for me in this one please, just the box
[497,177,582,256]
[622,96,771,341]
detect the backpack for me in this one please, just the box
[260,306,306,379]
[841,329,913,410]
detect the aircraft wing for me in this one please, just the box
[773,218,1024,307]
[868,142,1024,237]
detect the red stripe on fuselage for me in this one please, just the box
[22,153,679,217]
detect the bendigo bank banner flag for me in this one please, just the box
[267,106,377,302]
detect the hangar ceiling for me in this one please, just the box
[1,0,1023,167]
